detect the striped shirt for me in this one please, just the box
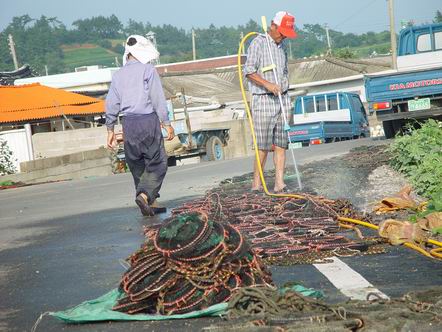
[243,34,289,95]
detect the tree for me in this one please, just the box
[0,13,401,72]
[72,14,123,41]
[0,138,17,175]
[334,47,356,59]
[434,10,442,23]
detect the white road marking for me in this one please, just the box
[313,256,389,301]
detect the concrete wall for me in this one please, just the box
[0,147,112,184]
[32,125,122,159]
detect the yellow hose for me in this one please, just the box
[338,217,379,231]
[428,239,442,248]
[430,247,442,259]
[237,33,441,260]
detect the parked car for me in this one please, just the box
[288,92,370,147]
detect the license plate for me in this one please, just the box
[289,142,302,149]
[408,98,430,112]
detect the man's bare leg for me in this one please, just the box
[252,150,268,191]
[273,146,286,192]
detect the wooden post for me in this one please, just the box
[181,88,193,149]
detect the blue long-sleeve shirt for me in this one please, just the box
[105,59,170,130]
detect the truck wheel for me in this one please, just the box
[206,136,224,161]
[383,121,395,139]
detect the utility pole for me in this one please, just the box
[240,31,244,54]
[288,41,293,59]
[388,0,398,70]
[146,31,160,64]
[192,29,196,61]
[9,34,33,160]
[8,34,19,70]
[324,24,332,55]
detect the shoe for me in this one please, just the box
[135,194,154,217]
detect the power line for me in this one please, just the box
[333,0,380,30]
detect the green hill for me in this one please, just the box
[62,44,120,70]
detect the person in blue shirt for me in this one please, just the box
[105,35,174,216]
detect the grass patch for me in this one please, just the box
[62,45,119,69]
[334,42,391,58]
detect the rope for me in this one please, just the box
[30,312,52,332]
[217,286,442,331]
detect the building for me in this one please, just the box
[0,83,105,170]
[0,64,36,86]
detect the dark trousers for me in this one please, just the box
[122,113,168,204]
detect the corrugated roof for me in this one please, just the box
[0,83,100,112]
[159,56,392,104]
[0,101,104,124]
[288,56,391,84]
[162,72,243,104]
[0,83,104,124]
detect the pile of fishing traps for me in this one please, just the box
[113,212,272,315]
[172,186,383,265]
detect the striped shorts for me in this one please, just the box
[251,93,291,150]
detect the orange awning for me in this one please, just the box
[0,102,105,124]
[0,83,105,124]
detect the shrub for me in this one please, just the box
[389,120,442,198]
[0,138,17,175]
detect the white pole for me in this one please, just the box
[192,29,196,61]
[325,24,332,54]
[24,124,34,160]
[8,34,19,70]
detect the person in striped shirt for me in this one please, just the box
[244,11,297,193]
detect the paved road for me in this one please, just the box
[0,138,440,332]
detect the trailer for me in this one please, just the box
[112,120,230,171]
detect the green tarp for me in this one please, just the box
[51,285,323,323]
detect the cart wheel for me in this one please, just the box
[206,136,224,161]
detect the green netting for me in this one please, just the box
[51,288,227,323]
[51,285,321,323]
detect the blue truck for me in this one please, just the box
[365,23,442,138]
[288,92,370,146]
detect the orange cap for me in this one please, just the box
[273,11,297,38]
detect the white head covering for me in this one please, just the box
[123,35,160,65]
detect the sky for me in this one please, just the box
[0,0,441,34]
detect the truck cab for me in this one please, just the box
[397,23,442,71]
[288,92,370,147]
[365,23,442,138]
